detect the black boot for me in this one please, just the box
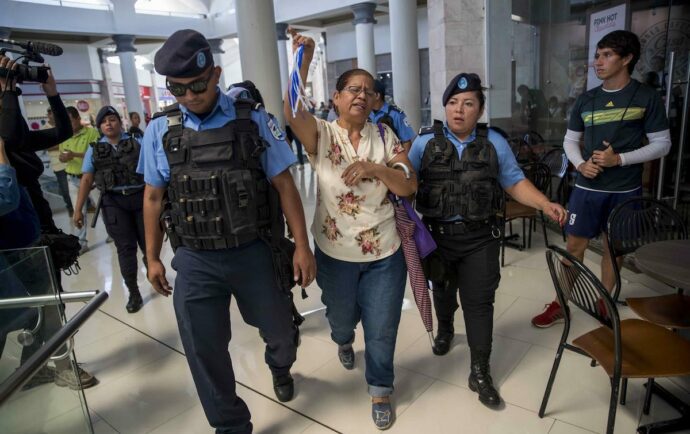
[126,287,143,314]
[432,323,454,356]
[273,373,294,402]
[468,349,501,408]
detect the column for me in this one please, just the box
[235,0,284,126]
[351,2,377,76]
[276,23,289,95]
[389,0,421,131]
[427,0,487,120]
[112,34,145,128]
[208,38,227,91]
[144,63,161,113]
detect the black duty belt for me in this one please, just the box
[178,233,258,250]
[109,186,144,196]
[424,218,494,236]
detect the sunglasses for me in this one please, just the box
[166,70,213,97]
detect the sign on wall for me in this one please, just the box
[586,2,630,90]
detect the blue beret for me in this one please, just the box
[96,105,121,127]
[154,29,213,78]
[442,73,484,106]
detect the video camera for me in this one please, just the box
[0,38,63,83]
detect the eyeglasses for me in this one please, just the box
[342,86,375,98]
[166,70,213,97]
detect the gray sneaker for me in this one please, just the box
[372,399,394,430]
[338,345,355,370]
[55,365,98,390]
[21,365,56,390]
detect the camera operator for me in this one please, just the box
[0,54,72,233]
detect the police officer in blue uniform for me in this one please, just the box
[138,30,316,434]
[74,105,145,314]
[369,79,416,151]
[408,73,566,408]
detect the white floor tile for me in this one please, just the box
[393,380,555,434]
[549,421,596,434]
[84,353,199,433]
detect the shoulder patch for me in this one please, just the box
[267,116,285,140]
[403,116,411,128]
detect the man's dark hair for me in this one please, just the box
[65,106,79,119]
[597,30,641,74]
[128,111,140,118]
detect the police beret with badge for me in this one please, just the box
[154,29,213,78]
[96,105,121,127]
[442,72,484,106]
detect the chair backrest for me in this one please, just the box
[520,162,551,196]
[540,149,568,202]
[606,197,688,300]
[545,245,623,374]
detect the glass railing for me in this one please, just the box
[0,246,107,434]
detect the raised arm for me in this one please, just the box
[283,29,318,154]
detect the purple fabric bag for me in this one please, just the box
[388,194,437,258]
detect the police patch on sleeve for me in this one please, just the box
[403,117,411,127]
[267,117,285,140]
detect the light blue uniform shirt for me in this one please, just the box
[409,123,525,190]
[137,88,296,188]
[369,102,416,142]
[82,132,145,191]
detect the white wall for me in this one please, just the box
[326,8,428,63]
[39,42,102,81]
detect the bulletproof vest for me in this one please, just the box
[376,104,400,137]
[92,137,144,191]
[416,120,502,222]
[161,99,271,250]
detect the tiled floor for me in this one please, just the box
[5,164,690,433]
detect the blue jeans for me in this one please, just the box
[315,246,407,397]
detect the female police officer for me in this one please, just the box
[408,73,566,408]
[74,105,145,314]
[138,29,315,434]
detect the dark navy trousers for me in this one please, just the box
[171,240,297,434]
[101,190,146,290]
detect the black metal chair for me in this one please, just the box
[540,246,690,434]
[606,197,688,304]
[540,148,569,242]
[501,162,551,267]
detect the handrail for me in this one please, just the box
[0,290,108,405]
[0,290,99,309]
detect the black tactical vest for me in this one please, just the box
[161,99,271,250]
[92,137,144,192]
[416,120,502,222]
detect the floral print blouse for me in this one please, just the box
[309,119,405,262]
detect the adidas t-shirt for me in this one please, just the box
[569,79,668,192]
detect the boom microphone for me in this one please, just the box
[0,38,63,56]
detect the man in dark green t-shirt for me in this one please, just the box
[532,30,671,328]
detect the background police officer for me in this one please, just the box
[369,79,416,151]
[408,73,566,409]
[74,105,146,313]
[138,29,315,434]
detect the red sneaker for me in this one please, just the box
[531,301,564,328]
[596,298,609,320]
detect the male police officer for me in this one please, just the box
[369,79,416,151]
[138,30,315,434]
[74,106,145,314]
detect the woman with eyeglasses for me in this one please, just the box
[284,30,417,430]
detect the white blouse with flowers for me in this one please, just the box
[308,119,405,263]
